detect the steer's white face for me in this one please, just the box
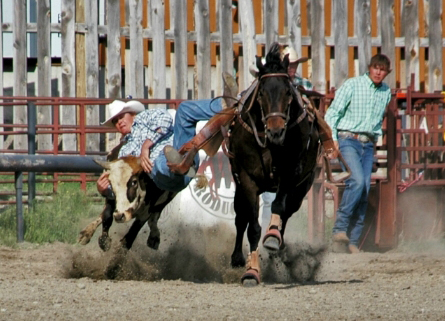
[108,157,147,223]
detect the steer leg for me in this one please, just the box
[120,218,147,250]
[98,199,115,251]
[78,217,102,245]
[146,212,161,250]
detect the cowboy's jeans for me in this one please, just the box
[332,136,374,246]
[150,99,222,192]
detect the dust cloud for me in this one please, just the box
[66,218,326,284]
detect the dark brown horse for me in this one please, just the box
[227,43,321,286]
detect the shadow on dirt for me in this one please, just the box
[66,221,327,285]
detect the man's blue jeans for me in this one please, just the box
[332,136,374,246]
[151,99,223,192]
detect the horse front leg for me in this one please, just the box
[231,183,260,268]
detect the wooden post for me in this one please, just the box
[171,0,188,99]
[333,0,348,88]
[286,0,304,77]
[85,0,100,151]
[219,0,234,81]
[426,0,443,92]
[194,0,211,99]
[238,0,256,89]
[355,0,371,75]
[403,0,420,91]
[380,0,396,89]
[263,0,278,52]
[61,0,77,152]
[150,0,167,103]
[129,0,144,99]
[13,0,28,151]
[310,0,326,93]
[37,0,53,151]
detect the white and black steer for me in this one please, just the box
[78,156,177,251]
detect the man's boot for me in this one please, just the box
[165,72,239,176]
[165,108,238,176]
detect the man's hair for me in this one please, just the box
[369,54,391,72]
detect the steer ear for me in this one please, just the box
[94,159,111,170]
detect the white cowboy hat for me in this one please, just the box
[102,100,145,128]
[282,46,308,64]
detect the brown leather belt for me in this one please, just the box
[338,130,375,143]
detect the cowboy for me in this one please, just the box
[96,99,195,199]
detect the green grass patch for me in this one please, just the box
[0,184,99,247]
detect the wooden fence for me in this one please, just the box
[1,0,445,153]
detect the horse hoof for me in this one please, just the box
[263,236,281,252]
[241,269,260,287]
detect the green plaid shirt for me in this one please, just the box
[293,75,313,90]
[325,72,391,141]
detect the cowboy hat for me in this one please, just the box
[281,46,308,64]
[102,100,145,128]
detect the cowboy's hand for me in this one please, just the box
[140,140,154,173]
[97,172,110,195]
[327,141,340,160]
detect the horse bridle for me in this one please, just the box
[241,72,307,147]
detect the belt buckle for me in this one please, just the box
[358,134,370,143]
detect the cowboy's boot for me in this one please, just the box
[165,108,238,176]
[165,72,238,176]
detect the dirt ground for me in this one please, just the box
[1,221,445,320]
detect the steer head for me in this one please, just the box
[96,156,147,223]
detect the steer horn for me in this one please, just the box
[94,159,111,170]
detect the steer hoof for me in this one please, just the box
[98,235,112,252]
[147,235,160,250]
[77,231,92,245]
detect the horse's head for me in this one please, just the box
[253,43,299,146]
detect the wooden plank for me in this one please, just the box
[426,0,443,92]
[355,0,371,75]
[310,0,325,93]
[85,0,99,151]
[333,0,348,88]
[380,0,396,89]
[107,0,122,99]
[286,0,304,76]
[171,0,188,99]
[403,0,420,90]
[218,0,234,83]
[238,0,256,90]
[150,0,167,101]
[37,0,52,151]
[13,0,28,151]
[129,0,144,99]
[194,0,211,99]
[106,0,122,151]
[263,0,278,52]
[61,0,77,151]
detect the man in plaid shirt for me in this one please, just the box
[326,54,392,253]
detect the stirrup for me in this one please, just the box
[164,145,196,178]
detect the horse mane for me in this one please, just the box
[256,42,288,76]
